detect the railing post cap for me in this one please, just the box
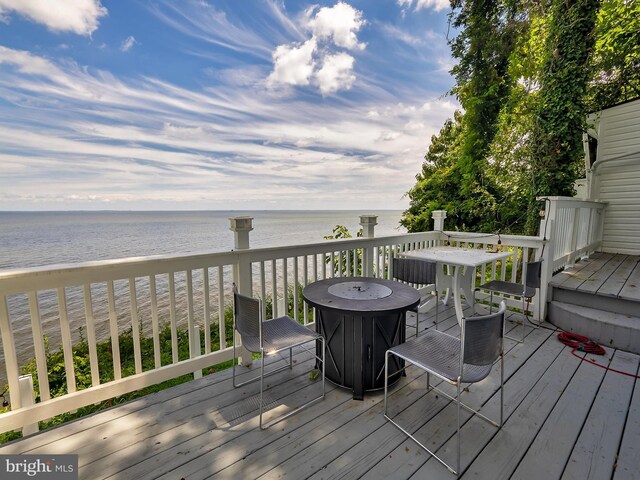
[359,215,378,225]
[229,216,254,232]
[432,210,447,219]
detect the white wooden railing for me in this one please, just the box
[539,196,606,273]
[2,205,606,436]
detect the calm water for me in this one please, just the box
[0,211,405,382]
[0,210,404,269]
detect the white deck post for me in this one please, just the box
[19,375,38,436]
[536,220,555,322]
[192,325,202,380]
[432,210,447,245]
[230,216,254,367]
[432,210,447,231]
[360,215,377,277]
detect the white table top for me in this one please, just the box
[402,246,512,268]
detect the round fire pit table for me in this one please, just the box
[303,277,420,400]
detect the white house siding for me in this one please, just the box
[591,99,640,254]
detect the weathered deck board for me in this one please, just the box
[551,252,640,302]
[599,255,639,297]
[562,349,640,480]
[511,349,607,479]
[619,261,640,302]
[579,254,627,294]
[549,251,605,286]
[557,253,616,290]
[1,303,639,480]
[613,357,640,480]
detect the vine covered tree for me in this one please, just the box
[402,0,638,236]
[529,0,601,231]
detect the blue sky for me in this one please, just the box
[0,0,457,211]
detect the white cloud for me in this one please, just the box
[307,2,366,50]
[268,2,365,94]
[0,46,458,211]
[0,0,107,35]
[120,36,138,52]
[268,39,316,86]
[397,0,450,13]
[316,52,355,95]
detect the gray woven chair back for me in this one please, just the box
[525,260,543,289]
[392,257,437,285]
[233,292,261,339]
[463,305,505,367]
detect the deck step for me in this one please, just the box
[548,300,640,354]
[551,285,640,317]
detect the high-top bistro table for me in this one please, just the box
[303,277,420,400]
[402,246,513,325]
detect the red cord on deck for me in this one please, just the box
[557,331,640,379]
[557,331,606,355]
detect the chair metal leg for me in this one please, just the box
[499,342,504,427]
[521,297,526,342]
[434,292,439,331]
[383,352,458,475]
[457,380,461,476]
[384,351,389,415]
[232,338,238,387]
[260,337,326,430]
[259,352,265,429]
[503,297,524,344]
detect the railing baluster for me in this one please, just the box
[0,295,22,408]
[510,249,518,283]
[329,252,335,278]
[128,278,142,374]
[149,275,161,369]
[293,256,299,322]
[82,284,100,386]
[270,259,277,317]
[168,273,179,363]
[28,292,50,402]
[56,287,76,394]
[217,266,225,348]
[260,262,267,321]
[313,253,318,282]
[282,257,288,316]
[186,270,195,359]
[203,268,211,355]
[345,249,350,277]
[107,281,121,380]
[303,255,309,325]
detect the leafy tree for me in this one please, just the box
[402,111,464,232]
[588,0,640,108]
[529,0,601,230]
[403,0,635,236]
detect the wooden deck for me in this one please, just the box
[550,251,640,301]
[1,304,639,480]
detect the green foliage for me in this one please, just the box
[446,0,521,231]
[404,0,636,236]
[529,0,600,230]
[589,0,640,108]
[402,111,465,232]
[324,224,364,276]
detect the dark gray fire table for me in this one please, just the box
[303,277,420,400]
